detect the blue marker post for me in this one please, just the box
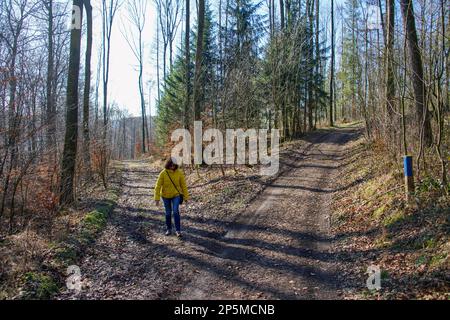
[403,155,414,201]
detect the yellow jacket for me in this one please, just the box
[154,169,189,201]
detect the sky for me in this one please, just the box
[90,0,158,117]
[87,0,374,117]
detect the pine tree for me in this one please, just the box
[221,0,264,128]
[156,0,217,143]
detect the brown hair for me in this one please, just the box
[164,158,179,170]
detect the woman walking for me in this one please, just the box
[154,158,189,237]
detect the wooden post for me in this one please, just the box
[403,155,414,201]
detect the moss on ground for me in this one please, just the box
[79,202,113,244]
[22,272,59,300]
[383,210,406,227]
[33,187,119,299]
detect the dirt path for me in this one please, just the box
[60,127,360,300]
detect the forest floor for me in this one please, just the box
[56,124,449,300]
[331,131,449,300]
[58,126,360,300]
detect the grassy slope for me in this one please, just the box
[332,133,449,299]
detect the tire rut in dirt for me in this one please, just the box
[177,128,361,300]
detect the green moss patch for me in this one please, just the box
[22,272,59,300]
[383,210,406,228]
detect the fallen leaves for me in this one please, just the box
[331,137,449,300]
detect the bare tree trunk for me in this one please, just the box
[385,0,395,139]
[184,0,190,129]
[155,0,182,85]
[285,0,291,28]
[436,0,447,187]
[60,0,83,205]
[399,0,433,146]
[329,0,334,126]
[94,45,102,130]
[82,0,92,172]
[163,43,167,81]
[314,0,320,130]
[156,20,161,103]
[8,30,19,165]
[102,0,119,140]
[139,17,146,154]
[140,53,146,153]
[268,0,273,36]
[378,0,386,45]
[45,0,56,149]
[123,0,147,154]
[147,84,152,144]
[307,0,314,131]
[102,1,108,135]
[193,0,205,121]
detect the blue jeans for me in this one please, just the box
[162,196,181,232]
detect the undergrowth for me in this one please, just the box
[332,136,449,300]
